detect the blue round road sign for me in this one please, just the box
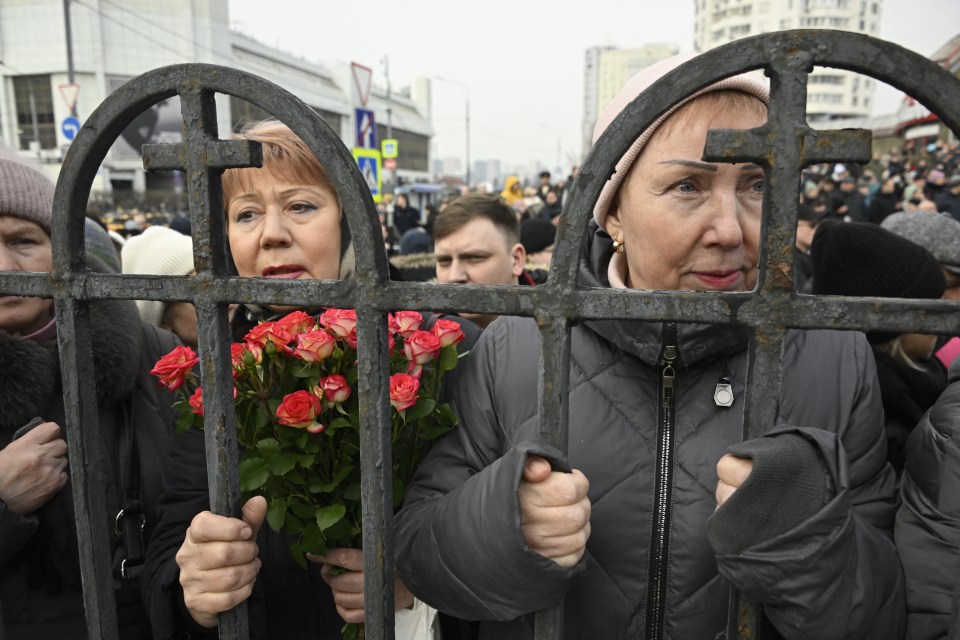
[61,116,81,141]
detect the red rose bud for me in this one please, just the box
[408,363,423,378]
[150,345,200,391]
[404,330,442,365]
[276,390,322,428]
[294,329,336,362]
[433,319,466,348]
[276,310,316,335]
[394,311,423,338]
[188,386,204,416]
[389,373,420,411]
[320,374,351,404]
[245,321,293,352]
[244,341,263,364]
[320,308,357,339]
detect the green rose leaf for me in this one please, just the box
[175,410,194,433]
[269,452,298,476]
[315,503,347,532]
[404,398,435,422]
[439,344,459,372]
[239,457,270,492]
[267,497,286,531]
[257,438,280,456]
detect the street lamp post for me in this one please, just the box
[435,76,470,187]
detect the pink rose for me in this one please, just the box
[276,390,322,429]
[389,373,420,411]
[294,329,336,362]
[188,386,204,416]
[404,330,441,365]
[320,308,357,340]
[319,374,351,404]
[393,311,423,338]
[150,345,199,391]
[276,310,316,336]
[433,319,465,348]
[245,321,293,352]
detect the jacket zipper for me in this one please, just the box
[645,322,678,640]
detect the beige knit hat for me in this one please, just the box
[592,54,769,229]
[121,225,195,326]
[0,139,55,233]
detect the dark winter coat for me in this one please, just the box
[393,205,421,237]
[935,189,960,222]
[143,305,482,640]
[395,222,904,640]
[868,191,901,225]
[896,359,960,639]
[873,349,946,475]
[0,297,179,639]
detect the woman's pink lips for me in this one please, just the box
[693,270,742,288]
[262,266,306,279]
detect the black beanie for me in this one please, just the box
[520,219,556,254]
[812,221,946,343]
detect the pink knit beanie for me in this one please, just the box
[592,54,769,229]
[0,138,54,234]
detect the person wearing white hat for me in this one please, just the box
[122,225,197,347]
[396,54,903,639]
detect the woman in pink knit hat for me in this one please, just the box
[396,55,903,639]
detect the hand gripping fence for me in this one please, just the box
[0,29,957,640]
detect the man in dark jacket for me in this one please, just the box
[391,193,421,236]
[935,174,960,221]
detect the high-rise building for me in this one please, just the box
[694,0,883,122]
[581,44,678,159]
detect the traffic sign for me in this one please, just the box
[61,116,81,141]
[352,148,382,203]
[351,62,373,107]
[384,158,397,171]
[58,83,80,113]
[382,139,398,158]
[355,108,377,149]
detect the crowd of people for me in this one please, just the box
[2,51,960,640]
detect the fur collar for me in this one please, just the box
[0,298,144,429]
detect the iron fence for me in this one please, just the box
[0,28,958,640]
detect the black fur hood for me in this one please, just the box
[0,297,144,430]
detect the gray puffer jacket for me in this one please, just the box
[896,358,960,639]
[396,224,905,640]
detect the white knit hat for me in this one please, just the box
[121,225,195,326]
[592,53,769,229]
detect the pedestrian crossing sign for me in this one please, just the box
[352,147,382,203]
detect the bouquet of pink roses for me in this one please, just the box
[151,309,465,566]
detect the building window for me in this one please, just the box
[13,75,56,150]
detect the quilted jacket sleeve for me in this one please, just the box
[713,331,906,640]
[396,320,583,621]
[895,377,960,640]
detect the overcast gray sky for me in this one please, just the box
[228,0,959,176]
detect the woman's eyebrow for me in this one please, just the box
[659,159,718,172]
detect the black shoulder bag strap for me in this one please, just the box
[115,390,145,581]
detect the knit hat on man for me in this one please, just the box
[591,54,769,229]
[122,225,195,326]
[0,140,54,233]
[812,221,945,343]
[881,211,960,275]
